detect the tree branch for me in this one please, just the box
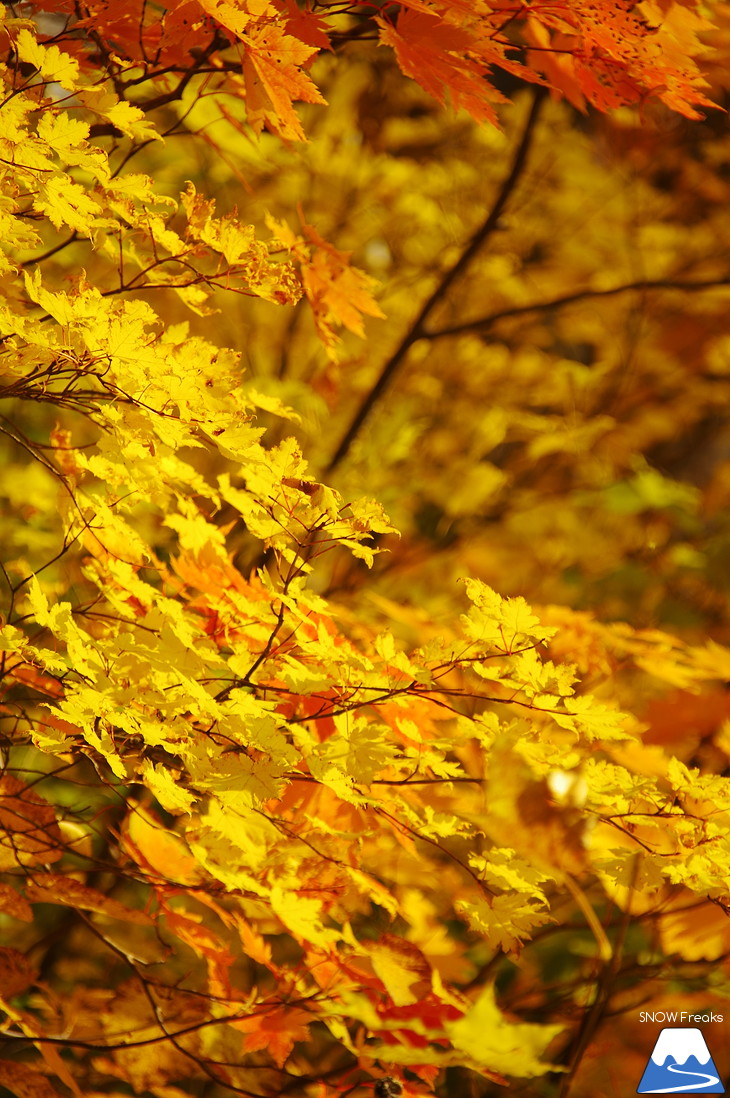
[325,87,546,473]
[423,274,730,341]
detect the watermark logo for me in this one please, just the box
[637,1027,724,1094]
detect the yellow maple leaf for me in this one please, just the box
[455,894,553,956]
[368,934,432,1006]
[15,28,79,87]
[445,984,564,1076]
[75,87,161,142]
[139,760,197,815]
[34,175,105,234]
[270,883,340,948]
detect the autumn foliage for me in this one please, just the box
[3,2,730,1097]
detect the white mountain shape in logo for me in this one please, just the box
[637,1027,724,1094]
[651,1029,712,1067]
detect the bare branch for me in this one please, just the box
[325,87,546,472]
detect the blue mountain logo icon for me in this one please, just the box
[638,1028,724,1093]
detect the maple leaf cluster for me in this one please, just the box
[2,2,730,1098]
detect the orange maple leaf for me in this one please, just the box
[242,22,326,140]
[377,8,509,128]
[524,0,716,119]
[282,0,332,52]
[266,211,385,358]
[233,1005,312,1068]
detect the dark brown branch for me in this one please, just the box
[0,1002,312,1052]
[325,87,546,473]
[23,231,79,267]
[422,274,730,341]
[555,861,639,1098]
